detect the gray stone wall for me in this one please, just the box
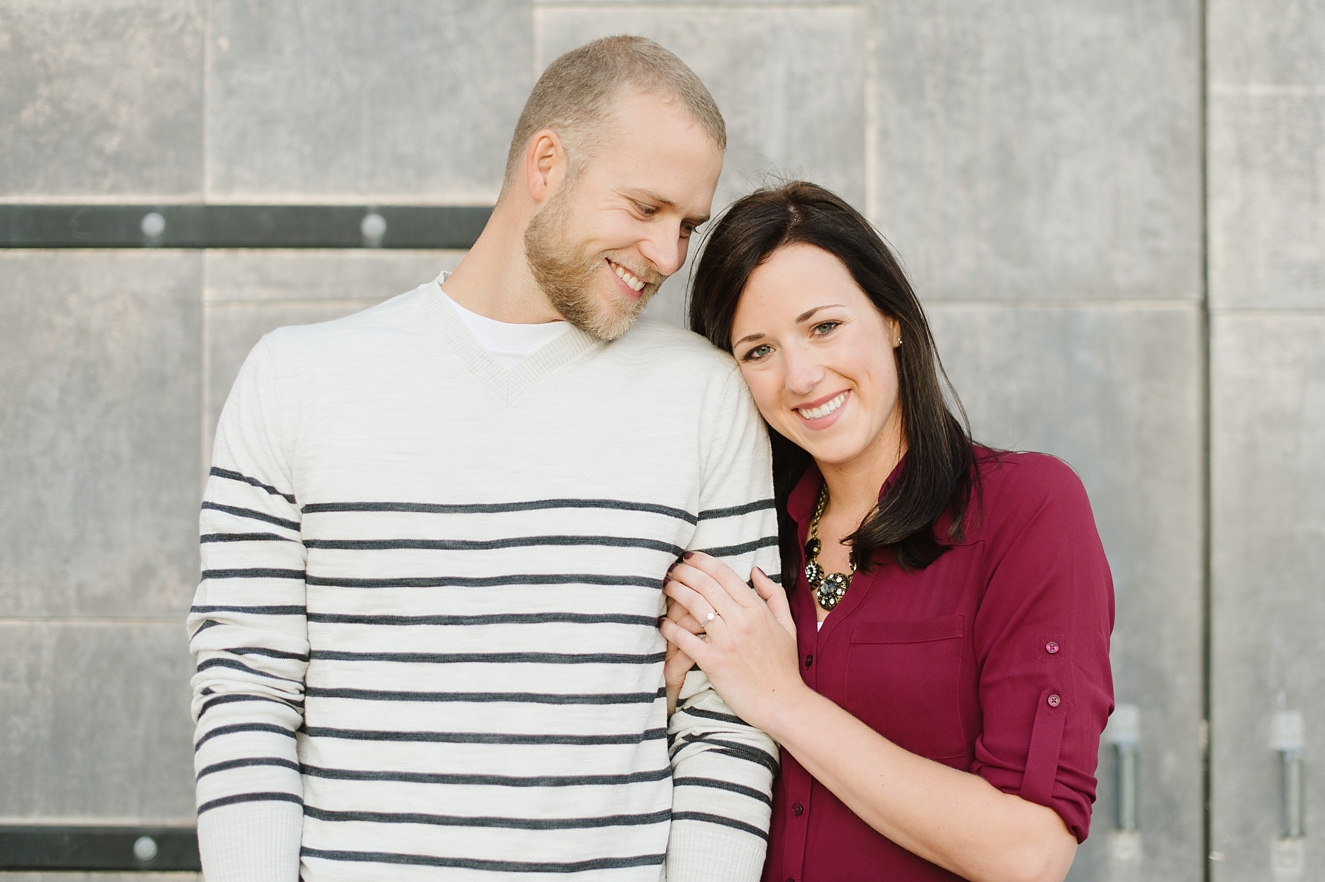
[1,2,1320,880]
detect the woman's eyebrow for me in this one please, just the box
[732,304,847,348]
[795,304,846,324]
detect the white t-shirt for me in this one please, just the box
[437,284,569,369]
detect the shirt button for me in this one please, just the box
[804,654,814,668]
[1047,693,1062,707]
[1046,641,1060,654]
[792,803,804,816]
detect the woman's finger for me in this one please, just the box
[661,617,711,663]
[753,566,797,639]
[663,579,730,634]
[663,642,694,717]
[664,573,731,627]
[664,595,705,635]
[750,565,781,602]
[666,561,745,622]
[673,610,706,635]
[678,552,759,608]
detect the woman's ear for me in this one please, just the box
[888,317,903,348]
[525,129,568,204]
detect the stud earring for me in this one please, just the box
[895,337,902,346]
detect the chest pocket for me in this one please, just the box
[844,615,968,760]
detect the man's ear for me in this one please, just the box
[525,129,568,205]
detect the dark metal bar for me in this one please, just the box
[0,204,491,249]
[0,825,201,871]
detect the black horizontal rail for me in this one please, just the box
[0,824,201,871]
[0,204,491,249]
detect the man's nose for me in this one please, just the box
[639,222,687,279]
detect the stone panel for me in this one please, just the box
[203,249,462,303]
[0,252,202,618]
[537,4,866,327]
[928,302,1204,882]
[1207,0,1325,309]
[1209,314,1325,881]
[0,622,196,820]
[1208,0,1325,88]
[871,2,1203,302]
[0,0,203,198]
[1207,91,1325,309]
[203,250,461,459]
[205,0,534,201]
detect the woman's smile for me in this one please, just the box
[795,390,850,425]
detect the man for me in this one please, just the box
[188,35,779,881]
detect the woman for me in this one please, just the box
[661,182,1114,882]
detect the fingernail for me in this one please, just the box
[683,551,694,560]
[754,566,766,578]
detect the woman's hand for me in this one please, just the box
[662,595,701,716]
[660,552,802,731]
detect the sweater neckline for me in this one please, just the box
[420,279,603,404]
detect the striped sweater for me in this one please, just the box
[187,279,780,882]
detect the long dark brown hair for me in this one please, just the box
[689,181,976,588]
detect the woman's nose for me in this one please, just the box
[783,346,823,396]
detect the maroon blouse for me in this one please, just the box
[762,448,1115,882]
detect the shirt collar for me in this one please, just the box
[786,455,909,532]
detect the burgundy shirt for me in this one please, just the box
[763,448,1114,882]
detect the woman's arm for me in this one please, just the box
[662,556,1076,882]
[766,680,1076,882]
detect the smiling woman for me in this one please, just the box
[731,244,906,493]
[664,182,1116,882]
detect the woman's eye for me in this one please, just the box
[812,321,841,336]
[741,344,772,362]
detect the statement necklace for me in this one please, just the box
[804,484,856,611]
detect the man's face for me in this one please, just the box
[524,90,724,341]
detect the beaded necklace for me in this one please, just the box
[804,484,856,611]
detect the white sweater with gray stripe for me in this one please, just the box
[188,280,780,882]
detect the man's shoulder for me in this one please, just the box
[261,284,431,359]
[611,316,738,375]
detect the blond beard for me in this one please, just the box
[524,184,657,342]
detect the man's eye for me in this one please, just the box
[635,203,658,217]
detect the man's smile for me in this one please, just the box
[608,258,648,293]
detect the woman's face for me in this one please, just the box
[730,243,904,475]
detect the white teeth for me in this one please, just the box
[612,262,646,292]
[798,392,847,421]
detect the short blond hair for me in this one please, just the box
[502,36,726,191]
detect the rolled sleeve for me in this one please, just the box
[968,455,1115,842]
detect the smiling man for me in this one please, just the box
[187,36,779,882]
